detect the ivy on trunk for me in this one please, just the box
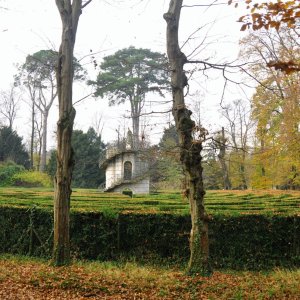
[53,0,92,266]
[164,0,211,275]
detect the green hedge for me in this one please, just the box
[0,206,299,270]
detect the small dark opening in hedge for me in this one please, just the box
[122,189,133,198]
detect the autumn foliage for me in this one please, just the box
[232,0,300,73]
[236,0,300,31]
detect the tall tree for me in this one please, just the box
[0,126,29,167]
[240,27,300,189]
[15,63,40,170]
[54,0,92,266]
[0,85,20,130]
[154,125,183,189]
[221,99,253,189]
[164,0,211,275]
[23,50,58,172]
[19,49,85,172]
[214,127,231,190]
[72,127,105,188]
[47,128,105,188]
[202,148,224,190]
[90,46,169,148]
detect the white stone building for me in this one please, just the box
[100,144,150,194]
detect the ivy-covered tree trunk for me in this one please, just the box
[164,0,211,275]
[53,0,85,266]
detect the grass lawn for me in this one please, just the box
[0,255,299,299]
[0,187,299,216]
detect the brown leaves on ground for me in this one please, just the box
[0,256,299,299]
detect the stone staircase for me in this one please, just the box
[104,172,148,192]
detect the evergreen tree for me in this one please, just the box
[152,125,183,189]
[202,155,224,190]
[47,127,105,188]
[72,128,105,188]
[0,126,29,168]
[89,46,169,148]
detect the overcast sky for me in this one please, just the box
[0,0,248,148]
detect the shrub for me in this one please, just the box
[0,206,298,270]
[11,171,53,188]
[0,161,25,186]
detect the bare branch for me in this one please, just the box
[77,48,110,62]
[134,109,172,117]
[81,0,93,9]
[73,92,93,105]
[182,1,228,8]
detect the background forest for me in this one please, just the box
[0,2,300,192]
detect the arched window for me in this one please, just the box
[124,161,132,180]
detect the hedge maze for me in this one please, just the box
[0,188,299,270]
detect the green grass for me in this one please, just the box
[0,187,299,216]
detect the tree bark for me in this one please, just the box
[132,113,140,149]
[164,0,211,275]
[30,101,35,170]
[217,127,231,190]
[37,84,57,172]
[40,110,48,172]
[130,94,142,149]
[53,0,84,266]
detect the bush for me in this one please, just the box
[0,161,25,186]
[11,171,53,188]
[0,206,298,270]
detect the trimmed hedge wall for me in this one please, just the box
[0,207,299,270]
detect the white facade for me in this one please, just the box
[104,149,150,194]
[113,178,150,194]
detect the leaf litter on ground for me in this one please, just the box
[0,255,299,299]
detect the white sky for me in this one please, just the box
[0,0,250,149]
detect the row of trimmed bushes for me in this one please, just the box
[0,206,299,270]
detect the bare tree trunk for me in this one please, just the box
[35,115,43,171]
[260,138,266,177]
[30,101,35,170]
[239,154,248,189]
[132,113,140,149]
[40,111,48,172]
[130,95,142,149]
[36,90,56,173]
[53,0,86,266]
[164,0,211,275]
[0,86,19,130]
[217,127,231,190]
